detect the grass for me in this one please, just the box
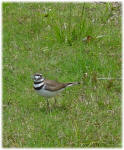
[2,2,121,147]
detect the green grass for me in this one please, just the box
[2,2,121,147]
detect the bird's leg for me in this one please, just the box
[54,97,57,107]
[46,98,50,110]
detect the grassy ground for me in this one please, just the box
[2,2,121,147]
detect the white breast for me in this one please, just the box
[36,86,64,97]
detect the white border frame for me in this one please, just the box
[0,0,123,149]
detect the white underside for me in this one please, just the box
[35,86,64,97]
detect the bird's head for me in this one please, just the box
[32,73,44,83]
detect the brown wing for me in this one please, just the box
[44,79,68,91]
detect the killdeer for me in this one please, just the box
[32,73,80,108]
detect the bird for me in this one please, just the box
[32,73,80,109]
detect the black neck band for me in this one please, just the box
[34,81,43,84]
[34,85,44,90]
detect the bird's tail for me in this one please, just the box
[66,82,80,87]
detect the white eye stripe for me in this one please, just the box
[35,76,40,79]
